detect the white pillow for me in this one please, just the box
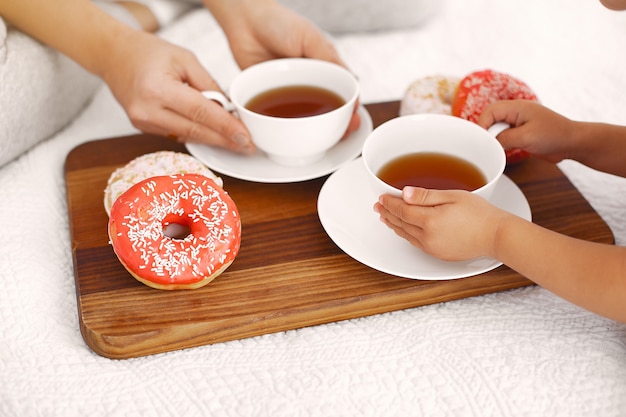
[280,0,440,33]
[0,18,101,167]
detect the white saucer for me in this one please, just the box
[186,106,373,183]
[317,157,532,280]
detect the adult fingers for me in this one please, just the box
[158,85,255,153]
[174,50,221,93]
[131,100,254,154]
[299,20,345,66]
[341,100,362,139]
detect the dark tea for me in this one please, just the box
[377,152,487,191]
[245,85,345,118]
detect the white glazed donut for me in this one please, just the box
[399,75,461,116]
[104,151,222,216]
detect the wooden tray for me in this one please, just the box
[65,101,614,359]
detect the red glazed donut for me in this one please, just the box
[108,173,241,290]
[452,69,539,163]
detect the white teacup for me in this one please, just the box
[362,114,507,200]
[203,58,359,167]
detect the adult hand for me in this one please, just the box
[1,0,255,153]
[100,30,255,153]
[206,0,361,136]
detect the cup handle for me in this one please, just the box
[202,90,236,112]
[487,122,509,137]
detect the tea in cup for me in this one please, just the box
[203,58,359,167]
[362,114,507,200]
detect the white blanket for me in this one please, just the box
[2,1,626,416]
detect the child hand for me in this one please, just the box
[374,187,509,261]
[477,100,576,163]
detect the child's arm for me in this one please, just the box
[567,121,626,178]
[375,187,626,323]
[494,210,626,322]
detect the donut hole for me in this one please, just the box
[162,215,192,240]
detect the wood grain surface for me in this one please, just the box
[64,101,614,359]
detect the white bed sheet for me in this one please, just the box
[2,1,626,416]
